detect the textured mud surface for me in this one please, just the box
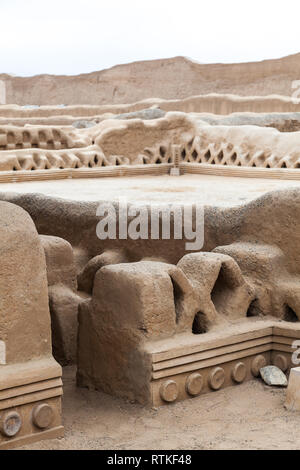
[19,366,300,450]
[1,174,300,205]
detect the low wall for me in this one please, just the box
[1,93,300,120]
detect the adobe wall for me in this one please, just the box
[1,113,300,173]
[1,53,300,105]
[1,94,300,121]
[0,201,63,448]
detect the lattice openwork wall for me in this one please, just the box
[1,114,300,175]
[179,137,300,169]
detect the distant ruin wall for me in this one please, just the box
[0,80,6,105]
[1,53,300,106]
[1,94,300,118]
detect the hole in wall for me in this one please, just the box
[192,311,208,334]
[231,152,237,163]
[246,299,262,317]
[192,150,198,160]
[159,146,166,158]
[203,150,211,162]
[211,268,226,307]
[283,305,298,322]
[170,276,185,324]
[210,264,237,314]
[217,151,224,163]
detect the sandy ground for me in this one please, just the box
[19,366,300,450]
[1,174,300,206]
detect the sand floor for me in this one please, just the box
[1,174,300,206]
[19,366,300,450]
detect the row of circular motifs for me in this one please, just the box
[0,403,54,439]
[159,353,288,403]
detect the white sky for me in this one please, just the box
[1,0,300,77]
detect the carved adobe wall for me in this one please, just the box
[1,113,300,176]
[0,202,63,449]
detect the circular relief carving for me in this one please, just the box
[32,404,54,429]
[159,380,178,403]
[208,367,225,390]
[232,362,247,383]
[251,354,267,377]
[186,373,203,396]
[0,411,22,437]
[273,354,288,372]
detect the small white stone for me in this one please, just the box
[260,365,288,387]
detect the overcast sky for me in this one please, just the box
[1,0,300,77]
